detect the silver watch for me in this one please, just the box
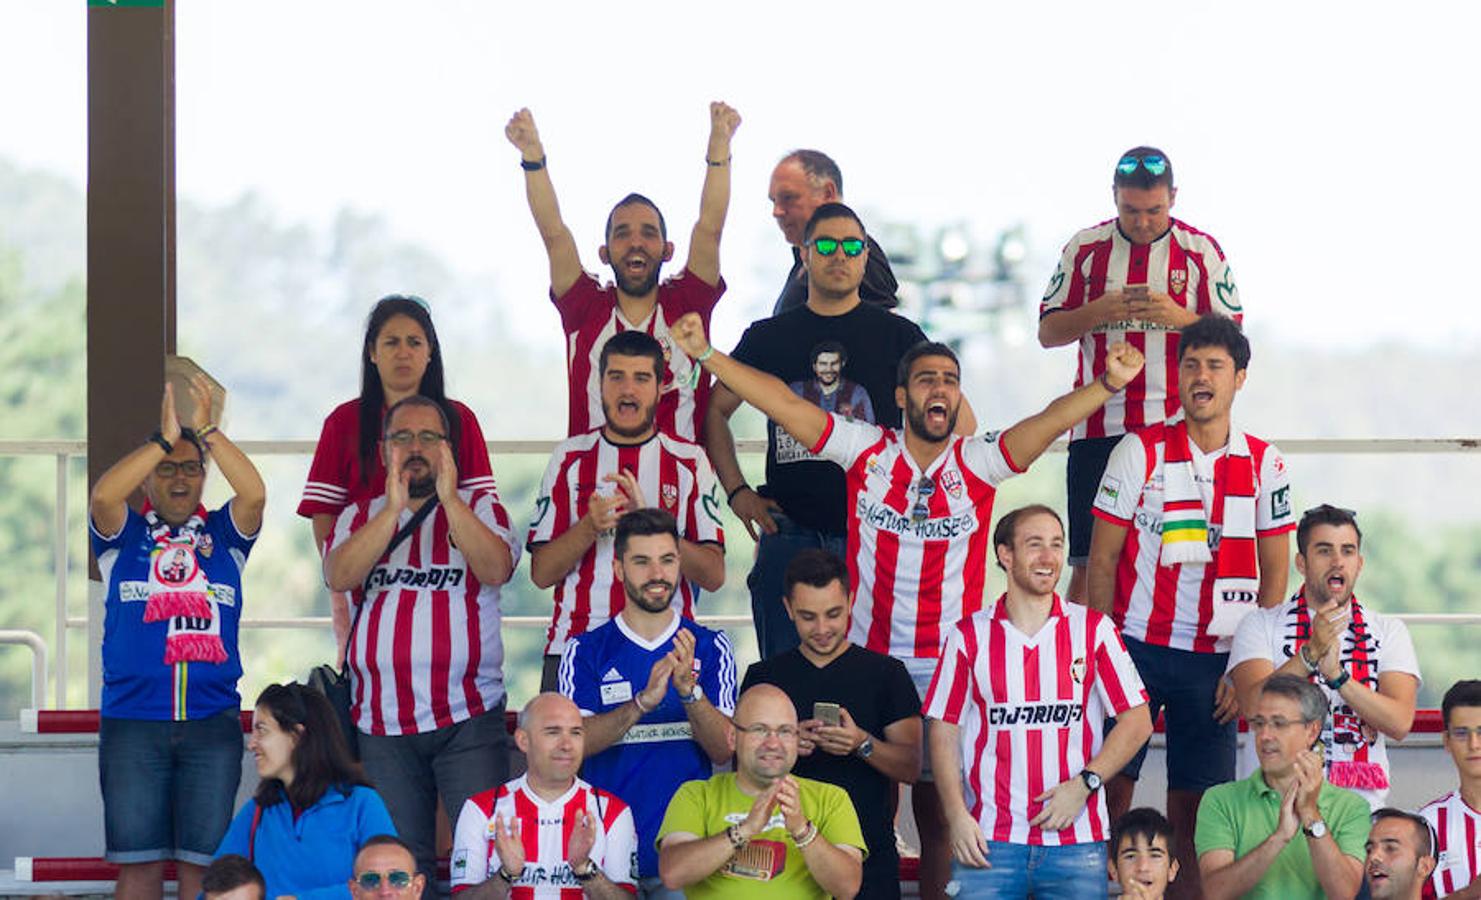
[1303,819,1328,839]
[854,737,874,759]
[679,683,705,705]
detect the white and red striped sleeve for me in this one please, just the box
[923,624,972,723]
[299,403,355,518]
[450,789,500,891]
[680,445,724,546]
[959,429,1026,486]
[1089,612,1148,716]
[1423,791,1481,898]
[322,498,376,586]
[596,790,639,889]
[528,443,575,548]
[1253,441,1296,535]
[470,488,520,568]
[1090,433,1151,526]
[810,413,889,470]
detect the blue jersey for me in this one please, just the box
[558,613,737,877]
[92,503,256,720]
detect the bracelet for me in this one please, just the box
[726,483,750,504]
[706,156,731,167]
[633,693,653,715]
[1298,643,1320,674]
[520,156,546,171]
[196,424,219,443]
[570,858,598,882]
[1098,372,1125,394]
[149,431,174,454]
[496,864,521,884]
[695,345,715,363]
[1324,669,1351,691]
[725,824,747,850]
[792,821,819,850]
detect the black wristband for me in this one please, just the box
[520,156,546,171]
[149,431,174,454]
[726,484,750,504]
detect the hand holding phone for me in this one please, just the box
[813,701,841,727]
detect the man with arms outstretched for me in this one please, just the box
[507,103,739,442]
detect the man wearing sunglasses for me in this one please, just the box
[1420,680,1481,898]
[324,396,521,889]
[90,376,265,900]
[768,150,898,315]
[506,102,739,444]
[1229,504,1420,810]
[674,305,1143,898]
[1040,147,1243,613]
[349,836,426,898]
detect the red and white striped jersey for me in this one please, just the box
[553,269,724,442]
[325,489,519,736]
[1422,790,1481,897]
[1040,218,1242,440]
[1091,425,1294,653]
[811,414,1023,660]
[528,431,724,656]
[923,595,1147,845]
[451,774,638,896]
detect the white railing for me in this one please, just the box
[5,436,1481,710]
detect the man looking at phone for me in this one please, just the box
[741,549,921,898]
[1040,147,1243,609]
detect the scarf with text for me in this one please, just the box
[1287,591,1387,790]
[1159,419,1258,636]
[142,503,227,665]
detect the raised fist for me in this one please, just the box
[505,108,542,156]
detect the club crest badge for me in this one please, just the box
[1070,656,1087,684]
[661,484,679,509]
[941,469,964,500]
[196,534,214,558]
[1169,268,1188,296]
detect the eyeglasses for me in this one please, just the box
[386,430,446,447]
[154,460,205,478]
[1447,726,1481,741]
[354,870,414,890]
[1247,716,1308,733]
[911,477,936,524]
[1116,154,1168,177]
[811,237,866,258]
[735,722,799,740]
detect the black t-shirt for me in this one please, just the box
[731,302,927,533]
[741,644,923,898]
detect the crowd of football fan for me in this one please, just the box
[89,104,1480,900]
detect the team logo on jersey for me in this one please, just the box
[1070,656,1087,684]
[1271,485,1291,519]
[196,534,213,558]
[153,545,200,587]
[1043,265,1065,301]
[865,453,882,475]
[1215,267,1241,312]
[661,483,679,510]
[1169,268,1188,296]
[602,668,623,683]
[941,469,963,500]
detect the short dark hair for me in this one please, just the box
[1113,146,1175,191]
[896,341,960,387]
[992,504,1064,571]
[803,202,866,244]
[1371,807,1436,859]
[781,149,844,196]
[783,548,850,599]
[383,394,451,439]
[1441,679,1481,728]
[1261,673,1329,724]
[605,192,667,241]
[614,507,679,559]
[354,834,416,870]
[202,855,265,899]
[1111,807,1175,856]
[1177,315,1250,371]
[1297,504,1362,556]
[810,340,848,367]
[599,330,664,381]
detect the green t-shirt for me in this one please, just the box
[656,773,866,899]
[1194,769,1369,900]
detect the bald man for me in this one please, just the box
[657,684,866,898]
[451,694,637,897]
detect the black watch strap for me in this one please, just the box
[149,431,174,454]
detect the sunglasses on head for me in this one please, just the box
[355,870,414,890]
[1116,154,1168,177]
[811,237,866,257]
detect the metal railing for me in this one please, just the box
[5,436,1481,710]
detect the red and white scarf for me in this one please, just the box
[142,503,227,665]
[1290,591,1387,790]
[1159,419,1259,636]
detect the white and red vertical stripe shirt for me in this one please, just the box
[326,489,519,736]
[528,430,724,656]
[451,774,638,896]
[923,595,1148,845]
[553,269,724,442]
[1422,790,1481,897]
[1040,218,1242,441]
[810,414,1023,660]
[1091,423,1294,653]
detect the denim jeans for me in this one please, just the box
[748,511,847,660]
[947,841,1108,899]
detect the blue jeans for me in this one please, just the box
[748,511,847,659]
[948,841,1108,899]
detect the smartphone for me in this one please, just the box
[813,702,841,727]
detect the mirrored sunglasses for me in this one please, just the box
[811,237,866,257]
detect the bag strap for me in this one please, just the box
[340,496,440,675]
[248,802,263,861]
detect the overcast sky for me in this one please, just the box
[3,1,1478,351]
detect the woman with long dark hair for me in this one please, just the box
[214,683,395,899]
[297,295,496,654]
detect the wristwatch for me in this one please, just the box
[570,858,598,882]
[1079,769,1103,792]
[679,683,705,705]
[854,737,875,760]
[495,864,522,884]
[1303,819,1329,839]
